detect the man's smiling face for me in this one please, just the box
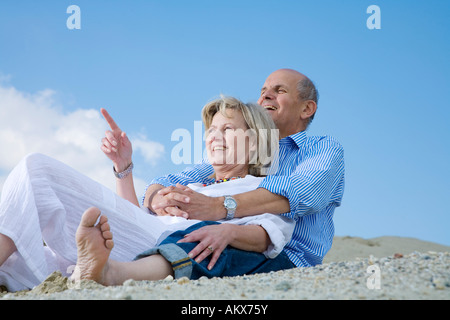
[257,69,306,138]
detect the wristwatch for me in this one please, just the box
[223,195,237,220]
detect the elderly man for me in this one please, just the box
[145,68,345,270]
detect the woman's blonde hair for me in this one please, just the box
[202,95,279,176]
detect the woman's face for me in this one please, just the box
[206,109,254,171]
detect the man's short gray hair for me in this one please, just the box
[297,77,319,125]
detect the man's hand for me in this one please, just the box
[152,184,225,220]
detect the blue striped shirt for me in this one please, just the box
[148,131,345,267]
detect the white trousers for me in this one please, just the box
[0,153,199,291]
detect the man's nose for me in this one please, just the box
[258,90,274,104]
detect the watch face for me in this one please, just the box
[225,197,237,209]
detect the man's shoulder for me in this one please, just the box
[306,134,344,151]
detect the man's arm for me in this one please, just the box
[203,188,290,220]
[155,137,344,221]
[154,185,290,220]
[232,188,290,218]
[258,140,345,220]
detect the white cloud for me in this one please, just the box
[132,134,165,165]
[0,83,165,199]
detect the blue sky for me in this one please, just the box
[1,0,449,245]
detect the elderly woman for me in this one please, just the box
[72,96,295,285]
[0,96,293,291]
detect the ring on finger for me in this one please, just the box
[207,246,214,252]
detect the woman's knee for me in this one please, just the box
[23,152,49,164]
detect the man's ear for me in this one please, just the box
[300,100,317,120]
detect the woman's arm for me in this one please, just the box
[228,224,271,252]
[143,184,162,211]
[100,108,139,207]
[177,223,270,271]
[114,168,139,207]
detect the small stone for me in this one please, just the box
[368,255,378,265]
[114,291,132,300]
[432,279,445,290]
[163,275,174,282]
[177,277,190,285]
[123,279,136,286]
[275,281,292,291]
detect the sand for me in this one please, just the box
[1,235,449,300]
[323,235,450,263]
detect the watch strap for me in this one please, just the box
[224,195,237,220]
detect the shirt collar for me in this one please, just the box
[279,131,307,148]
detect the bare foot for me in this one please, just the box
[72,207,114,285]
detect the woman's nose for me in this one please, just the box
[208,130,223,142]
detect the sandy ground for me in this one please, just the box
[1,235,449,300]
[323,235,450,263]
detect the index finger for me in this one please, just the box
[100,108,120,131]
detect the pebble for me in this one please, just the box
[275,281,292,291]
[1,251,449,300]
[176,277,190,285]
